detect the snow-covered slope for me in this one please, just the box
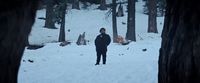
[18,1,164,83]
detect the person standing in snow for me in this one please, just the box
[95,28,111,65]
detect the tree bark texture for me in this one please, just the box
[126,0,136,41]
[112,0,118,43]
[44,0,56,29]
[0,0,38,83]
[159,0,200,83]
[58,2,67,42]
[148,0,158,33]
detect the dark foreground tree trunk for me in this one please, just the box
[148,0,158,33]
[0,0,38,83]
[159,0,200,83]
[112,0,118,43]
[126,0,136,41]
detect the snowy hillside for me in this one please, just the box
[18,1,164,83]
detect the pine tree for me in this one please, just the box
[126,0,136,41]
[112,0,118,43]
[58,0,67,42]
[44,0,56,29]
[143,0,166,17]
[147,0,158,33]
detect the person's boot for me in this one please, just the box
[95,63,99,65]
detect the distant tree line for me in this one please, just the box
[41,0,160,45]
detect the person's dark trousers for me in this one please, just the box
[102,51,107,64]
[96,50,107,65]
[96,51,101,65]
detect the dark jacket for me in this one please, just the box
[95,33,111,52]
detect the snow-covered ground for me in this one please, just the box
[18,1,164,83]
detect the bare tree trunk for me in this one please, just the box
[112,0,118,43]
[117,3,124,17]
[59,2,67,42]
[148,0,158,33]
[0,0,38,83]
[44,0,56,29]
[72,0,80,10]
[126,0,136,41]
[159,0,200,83]
[99,0,107,10]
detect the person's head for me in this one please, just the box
[99,28,106,34]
